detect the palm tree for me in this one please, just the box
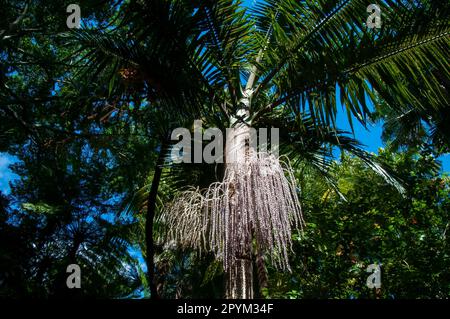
[70,0,450,298]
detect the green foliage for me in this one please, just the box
[0,0,148,298]
[0,0,449,299]
[264,148,450,298]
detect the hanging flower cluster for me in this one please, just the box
[159,152,305,272]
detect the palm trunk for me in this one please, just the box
[145,139,167,299]
[255,249,268,297]
[224,116,254,299]
[226,258,253,299]
[221,20,271,297]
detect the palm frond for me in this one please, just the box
[250,0,450,128]
[258,112,407,194]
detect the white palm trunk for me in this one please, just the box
[224,116,254,298]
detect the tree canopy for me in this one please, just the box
[0,0,449,299]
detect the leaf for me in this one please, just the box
[201,259,223,287]
[21,202,56,214]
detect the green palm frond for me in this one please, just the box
[258,111,406,194]
[250,0,450,127]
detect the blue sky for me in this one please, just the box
[0,153,19,194]
[334,110,450,171]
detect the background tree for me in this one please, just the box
[263,147,449,299]
[0,0,149,298]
